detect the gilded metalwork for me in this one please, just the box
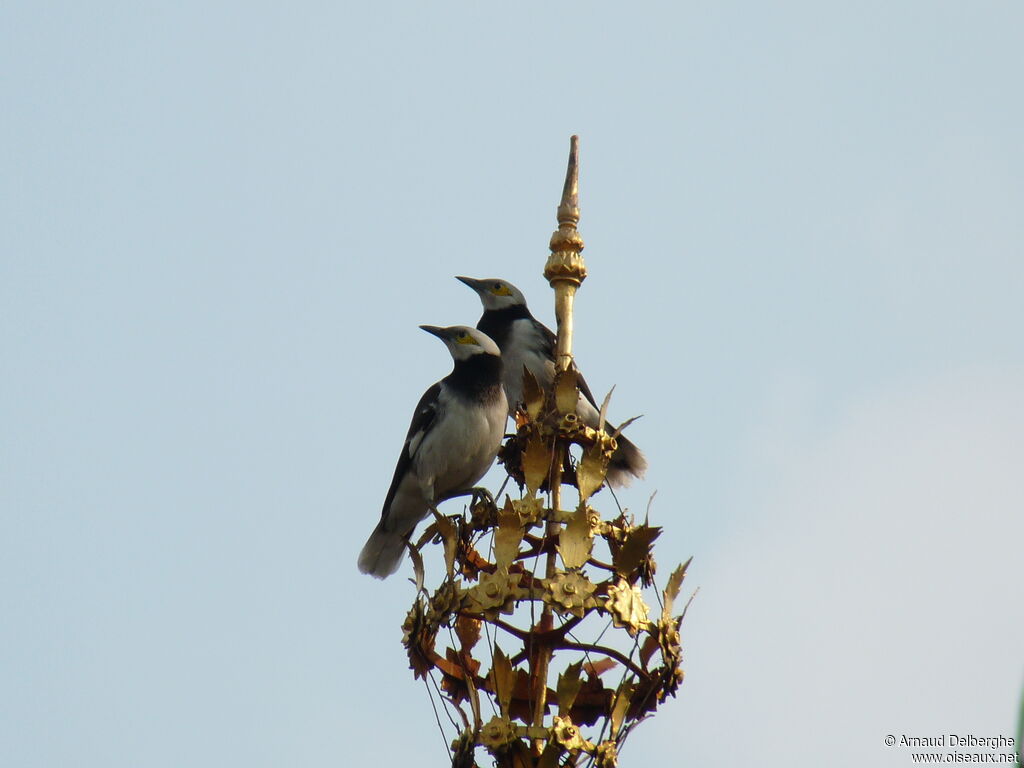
[594,740,619,768]
[550,715,594,753]
[544,571,597,618]
[464,570,523,617]
[391,137,690,768]
[604,578,652,637]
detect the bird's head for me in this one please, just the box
[419,324,501,361]
[455,276,528,311]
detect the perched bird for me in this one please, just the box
[358,325,507,579]
[456,276,647,488]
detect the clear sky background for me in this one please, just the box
[2,3,1022,767]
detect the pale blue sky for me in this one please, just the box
[2,3,1022,767]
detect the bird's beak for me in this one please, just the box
[419,324,448,340]
[455,275,484,292]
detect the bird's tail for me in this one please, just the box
[605,429,647,488]
[358,522,406,579]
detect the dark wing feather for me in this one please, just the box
[378,382,440,525]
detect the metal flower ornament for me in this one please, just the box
[390,137,693,768]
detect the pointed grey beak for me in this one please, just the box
[455,275,484,292]
[419,324,448,340]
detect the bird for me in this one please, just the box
[456,276,647,488]
[358,324,508,579]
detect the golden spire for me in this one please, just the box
[544,135,587,371]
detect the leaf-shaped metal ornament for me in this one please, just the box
[576,442,609,502]
[662,557,691,620]
[406,540,426,595]
[610,681,636,736]
[554,368,579,415]
[556,661,583,715]
[414,521,439,549]
[494,501,524,572]
[610,414,641,439]
[582,658,617,678]
[605,579,651,637]
[522,366,545,422]
[558,504,593,570]
[432,512,458,580]
[598,386,615,433]
[512,495,544,525]
[522,432,551,495]
[489,647,515,717]
[612,524,662,579]
[456,614,482,653]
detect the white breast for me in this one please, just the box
[413,387,507,500]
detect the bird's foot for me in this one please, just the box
[468,486,495,508]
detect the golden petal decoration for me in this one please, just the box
[558,504,593,570]
[489,647,515,716]
[464,570,522,616]
[479,714,517,751]
[657,616,683,667]
[429,580,462,619]
[408,541,426,595]
[662,557,691,621]
[576,442,609,501]
[612,524,662,580]
[494,501,524,571]
[432,513,459,580]
[597,386,615,433]
[550,715,594,752]
[609,681,635,736]
[522,367,545,421]
[604,579,651,637]
[521,432,551,495]
[455,614,481,653]
[545,571,597,618]
[554,368,579,415]
[556,661,583,715]
[511,495,544,525]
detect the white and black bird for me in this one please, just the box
[358,325,508,579]
[456,276,647,488]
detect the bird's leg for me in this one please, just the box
[470,486,495,508]
[441,486,496,513]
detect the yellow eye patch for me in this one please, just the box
[455,333,479,345]
[491,284,513,296]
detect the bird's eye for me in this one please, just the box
[493,282,502,291]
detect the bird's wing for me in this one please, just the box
[379,382,441,523]
[536,319,600,408]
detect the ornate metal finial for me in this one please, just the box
[544,135,587,371]
[555,135,581,233]
[397,137,689,768]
